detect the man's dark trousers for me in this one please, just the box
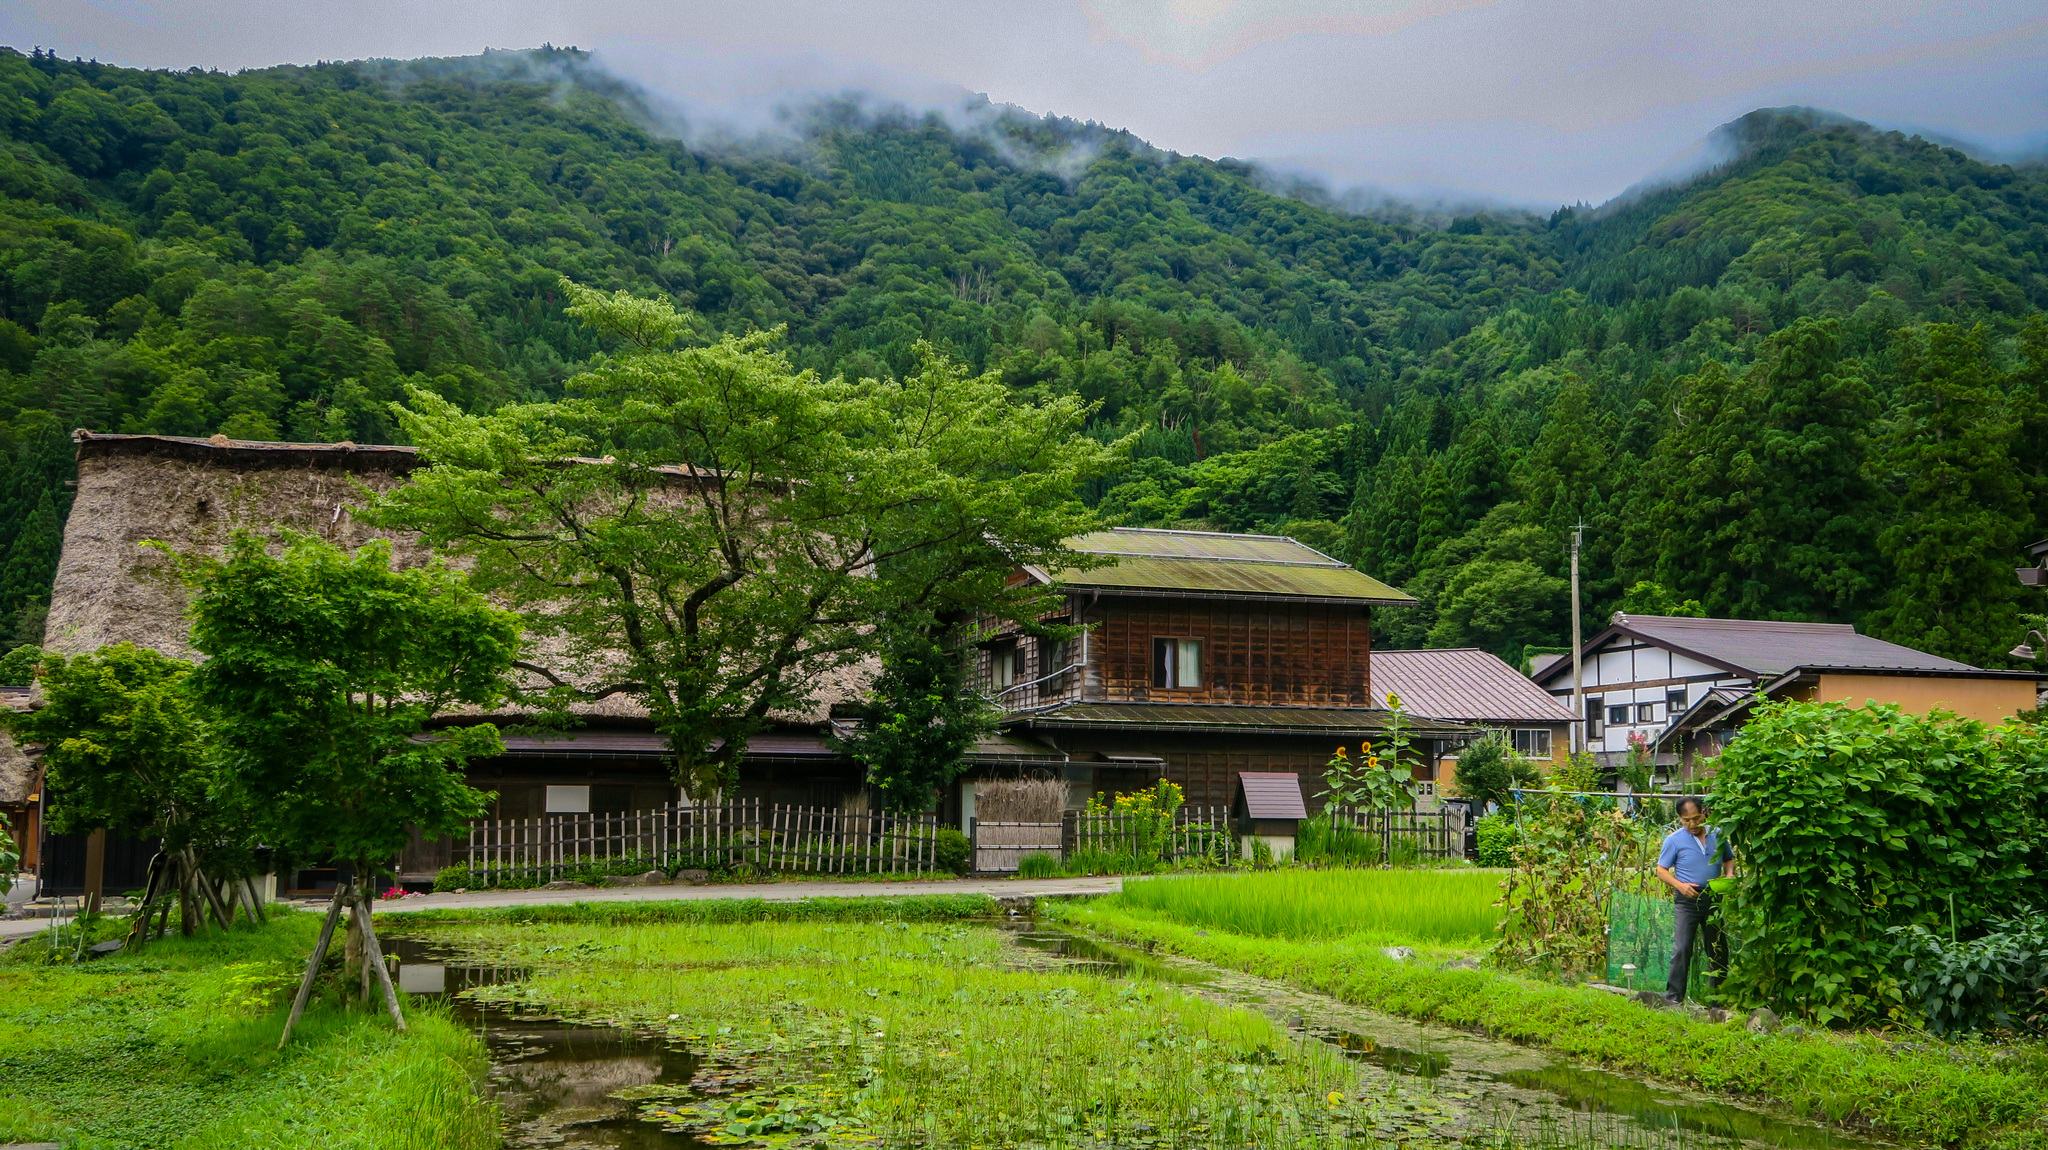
[1668,894,1724,1001]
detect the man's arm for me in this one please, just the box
[1656,864,1700,898]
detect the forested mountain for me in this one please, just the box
[0,45,2043,667]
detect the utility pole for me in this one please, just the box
[1570,524,1586,754]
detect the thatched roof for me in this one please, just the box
[0,688,33,804]
[46,432,867,725]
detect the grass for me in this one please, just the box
[1112,868,1501,944]
[0,908,497,1150]
[1054,894,2048,1150]
[411,909,1417,1148]
[395,891,1003,927]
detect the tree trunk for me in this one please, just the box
[343,897,366,1003]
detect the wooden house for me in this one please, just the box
[968,528,1472,819]
[1530,613,2045,778]
[1368,647,1576,786]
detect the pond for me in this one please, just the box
[387,922,1891,1150]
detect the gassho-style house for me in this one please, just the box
[19,432,1474,891]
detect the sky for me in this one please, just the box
[4,1,2045,209]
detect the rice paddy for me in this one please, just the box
[424,915,1393,1148]
[1109,869,1501,945]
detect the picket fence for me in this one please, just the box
[459,800,940,882]
[1320,804,1464,861]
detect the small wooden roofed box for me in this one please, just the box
[1233,771,1307,861]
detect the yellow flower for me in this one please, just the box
[1328,1091,1344,1105]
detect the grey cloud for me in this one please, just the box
[4,0,2043,207]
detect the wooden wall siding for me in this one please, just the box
[1050,730,1348,811]
[1083,599,1371,706]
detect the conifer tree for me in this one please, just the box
[1866,325,2027,664]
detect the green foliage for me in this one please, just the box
[1612,581,1701,618]
[404,893,1002,927]
[177,532,521,870]
[836,627,996,813]
[373,283,1112,797]
[1452,733,1540,812]
[0,642,37,684]
[0,811,15,895]
[1713,701,2048,1025]
[1016,851,1060,879]
[934,827,971,876]
[0,909,496,1149]
[1081,778,1186,869]
[1109,869,1498,943]
[3,642,224,856]
[1473,813,1519,867]
[1890,910,2048,1037]
[0,48,2044,664]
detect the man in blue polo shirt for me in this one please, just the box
[1656,796,1733,1003]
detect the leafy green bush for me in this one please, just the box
[1452,735,1539,812]
[1715,702,2048,1025]
[1473,814,1519,867]
[935,827,972,875]
[1016,852,1060,879]
[1891,910,2048,1036]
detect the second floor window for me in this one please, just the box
[1152,637,1202,689]
[991,640,1024,690]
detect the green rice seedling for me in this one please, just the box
[1109,868,1500,944]
[1016,851,1060,878]
[1293,813,1381,867]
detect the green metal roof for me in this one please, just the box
[1047,528,1414,604]
[1014,702,1472,738]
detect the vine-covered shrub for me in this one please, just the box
[1492,795,1658,978]
[1715,702,2048,1026]
[1890,910,2048,1036]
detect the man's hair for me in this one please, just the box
[1674,796,1707,817]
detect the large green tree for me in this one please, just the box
[178,533,520,875]
[372,280,1116,796]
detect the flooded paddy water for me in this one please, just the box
[385,919,1888,1150]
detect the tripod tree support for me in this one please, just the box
[278,883,350,1049]
[351,892,408,1033]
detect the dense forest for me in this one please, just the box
[0,45,2044,667]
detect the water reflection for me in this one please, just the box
[385,935,711,1150]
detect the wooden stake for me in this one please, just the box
[351,890,408,1034]
[240,875,269,924]
[279,884,350,1049]
[125,853,167,953]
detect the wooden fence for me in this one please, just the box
[457,800,939,883]
[972,805,1238,873]
[1321,805,1464,861]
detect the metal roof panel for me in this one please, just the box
[1371,648,1577,724]
[1237,772,1309,820]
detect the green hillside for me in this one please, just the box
[0,46,2043,666]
